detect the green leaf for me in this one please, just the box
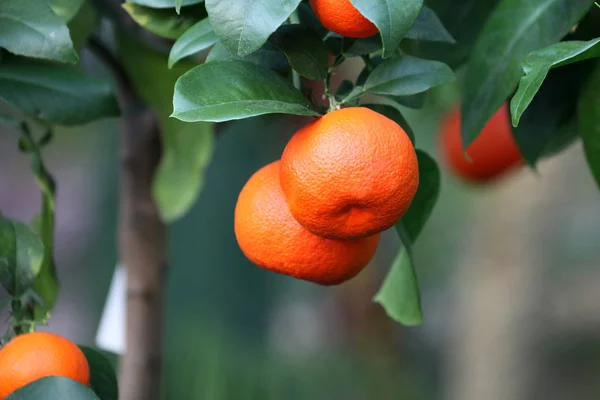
[172,60,319,122]
[373,244,422,326]
[512,62,590,166]
[206,41,289,72]
[269,24,329,80]
[363,104,414,144]
[6,377,100,400]
[153,120,214,222]
[0,59,120,126]
[511,38,600,127]
[67,1,100,52]
[344,36,383,57]
[120,34,215,222]
[392,93,426,109]
[578,62,600,189]
[205,0,302,57]
[461,0,593,147]
[401,150,440,241]
[0,216,44,296]
[349,0,423,58]
[127,0,203,8]
[47,0,85,22]
[80,346,119,400]
[122,3,206,40]
[0,0,78,63]
[168,18,218,68]
[361,55,454,97]
[404,6,456,44]
[411,0,502,68]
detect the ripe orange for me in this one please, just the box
[310,0,378,39]
[439,103,523,183]
[0,332,90,399]
[280,107,419,240]
[234,161,380,285]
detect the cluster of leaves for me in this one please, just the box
[126,0,600,326]
[0,0,119,397]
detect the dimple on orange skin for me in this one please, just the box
[234,161,380,286]
[440,103,524,183]
[280,107,419,240]
[310,0,379,39]
[0,332,90,399]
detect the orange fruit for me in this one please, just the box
[439,103,523,183]
[0,332,90,398]
[280,107,419,240]
[234,161,380,285]
[310,0,378,39]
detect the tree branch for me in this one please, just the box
[87,36,167,400]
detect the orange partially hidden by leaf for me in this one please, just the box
[235,161,380,286]
[439,103,523,183]
[0,332,90,399]
[310,0,379,39]
[280,107,419,240]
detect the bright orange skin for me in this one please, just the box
[310,0,379,39]
[235,161,380,285]
[440,104,523,183]
[0,332,90,399]
[280,107,419,240]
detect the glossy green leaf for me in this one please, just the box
[392,93,426,109]
[374,244,422,326]
[47,0,85,22]
[127,0,203,7]
[361,55,454,97]
[512,63,590,166]
[269,24,329,80]
[80,347,119,400]
[404,6,456,44]
[168,18,217,68]
[206,41,289,72]
[122,3,206,39]
[6,377,100,400]
[121,34,215,223]
[578,62,600,189]
[401,150,440,241]
[172,60,319,122]
[461,0,593,147]
[0,216,44,296]
[0,59,120,126]
[511,38,600,127]
[349,0,423,58]
[363,104,414,144]
[206,0,302,57]
[0,0,78,63]
[410,0,501,68]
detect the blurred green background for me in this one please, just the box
[1,57,600,400]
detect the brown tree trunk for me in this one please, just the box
[117,103,167,400]
[89,36,169,399]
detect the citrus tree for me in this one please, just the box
[0,0,599,398]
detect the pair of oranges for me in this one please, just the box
[235,108,419,285]
[0,332,90,398]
